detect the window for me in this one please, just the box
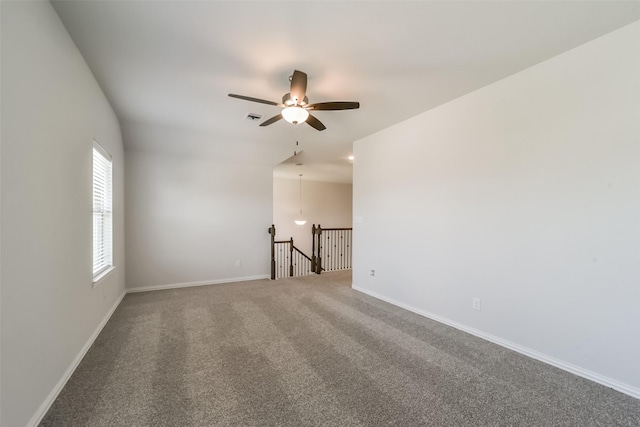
[93,141,113,282]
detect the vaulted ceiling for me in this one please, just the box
[52,1,640,182]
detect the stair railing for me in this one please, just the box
[312,224,353,274]
[268,225,314,280]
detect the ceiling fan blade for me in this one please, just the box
[306,113,326,131]
[289,70,307,105]
[228,94,279,106]
[307,101,360,111]
[260,114,283,127]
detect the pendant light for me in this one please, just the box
[294,174,306,225]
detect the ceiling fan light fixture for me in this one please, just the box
[282,106,309,124]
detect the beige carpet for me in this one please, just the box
[41,270,640,426]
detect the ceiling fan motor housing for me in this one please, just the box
[282,93,308,107]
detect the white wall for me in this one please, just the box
[273,177,352,255]
[125,147,273,290]
[1,2,126,426]
[353,21,640,395]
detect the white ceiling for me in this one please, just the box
[52,1,640,183]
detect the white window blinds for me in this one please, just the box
[93,142,113,278]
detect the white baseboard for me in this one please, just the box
[126,274,270,293]
[352,284,640,400]
[28,290,127,427]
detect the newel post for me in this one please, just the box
[311,224,317,273]
[316,224,322,274]
[268,224,276,280]
[289,237,294,277]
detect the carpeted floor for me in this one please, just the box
[42,270,640,426]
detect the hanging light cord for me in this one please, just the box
[299,174,303,215]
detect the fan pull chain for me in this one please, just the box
[293,124,301,156]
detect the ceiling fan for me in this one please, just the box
[228,70,360,131]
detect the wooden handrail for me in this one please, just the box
[292,245,312,262]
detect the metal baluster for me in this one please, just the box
[333,230,340,270]
[335,231,339,270]
[330,230,334,271]
[329,230,336,271]
[346,230,350,269]
[280,245,284,279]
[325,231,330,271]
[326,231,330,271]
[337,231,341,270]
[342,230,347,269]
[339,230,342,270]
[347,230,351,269]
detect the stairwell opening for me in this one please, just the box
[271,151,353,279]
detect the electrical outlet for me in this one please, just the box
[472,297,481,311]
[235,259,241,268]
[370,269,375,277]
